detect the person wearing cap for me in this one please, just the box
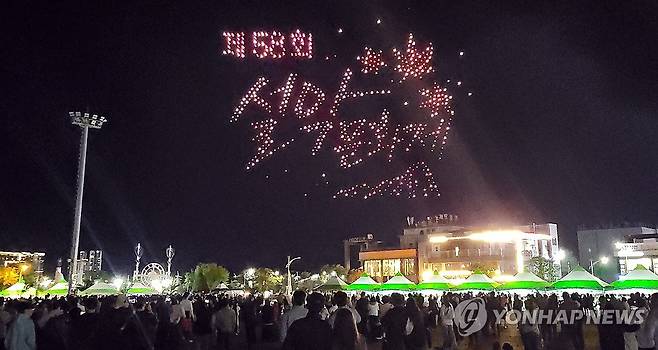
[282,292,332,350]
[4,300,35,350]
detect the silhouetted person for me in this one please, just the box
[71,297,102,350]
[332,308,357,350]
[282,292,332,350]
[4,301,35,350]
[404,297,427,350]
[280,291,308,342]
[124,298,158,350]
[382,293,409,350]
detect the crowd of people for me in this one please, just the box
[0,289,657,350]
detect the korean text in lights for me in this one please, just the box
[222,30,312,59]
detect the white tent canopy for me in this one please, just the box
[79,281,119,296]
[552,266,608,292]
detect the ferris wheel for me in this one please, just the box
[140,263,166,287]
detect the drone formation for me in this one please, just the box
[225,32,461,199]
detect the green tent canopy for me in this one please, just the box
[79,281,119,296]
[0,280,26,297]
[381,273,416,291]
[417,272,452,291]
[607,265,658,292]
[316,276,349,291]
[347,273,380,291]
[46,279,69,296]
[497,271,550,291]
[127,282,157,295]
[453,273,499,291]
[551,266,607,291]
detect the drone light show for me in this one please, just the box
[223,27,467,199]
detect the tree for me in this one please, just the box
[22,271,39,288]
[469,262,498,278]
[346,268,364,283]
[188,263,230,292]
[252,268,283,293]
[182,271,194,292]
[319,264,348,281]
[293,272,323,291]
[527,256,559,282]
[0,267,19,290]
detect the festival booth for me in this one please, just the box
[347,273,380,292]
[417,272,452,294]
[45,279,69,296]
[315,276,349,291]
[497,271,550,295]
[127,282,157,296]
[379,273,416,292]
[606,265,658,295]
[0,280,32,298]
[78,281,120,296]
[452,272,499,292]
[551,266,607,294]
[24,287,37,298]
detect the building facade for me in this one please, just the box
[360,248,417,281]
[614,233,658,275]
[577,226,657,282]
[357,215,560,283]
[343,234,381,271]
[0,251,45,275]
[72,250,103,284]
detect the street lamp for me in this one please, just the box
[67,111,107,295]
[166,245,175,276]
[133,243,143,280]
[285,256,301,297]
[590,256,609,275]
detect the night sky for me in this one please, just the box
[3,1,658,275]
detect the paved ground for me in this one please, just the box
[224,324,602,350]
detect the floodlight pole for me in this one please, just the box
[67,126,89,295]
[67,112,107,295]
